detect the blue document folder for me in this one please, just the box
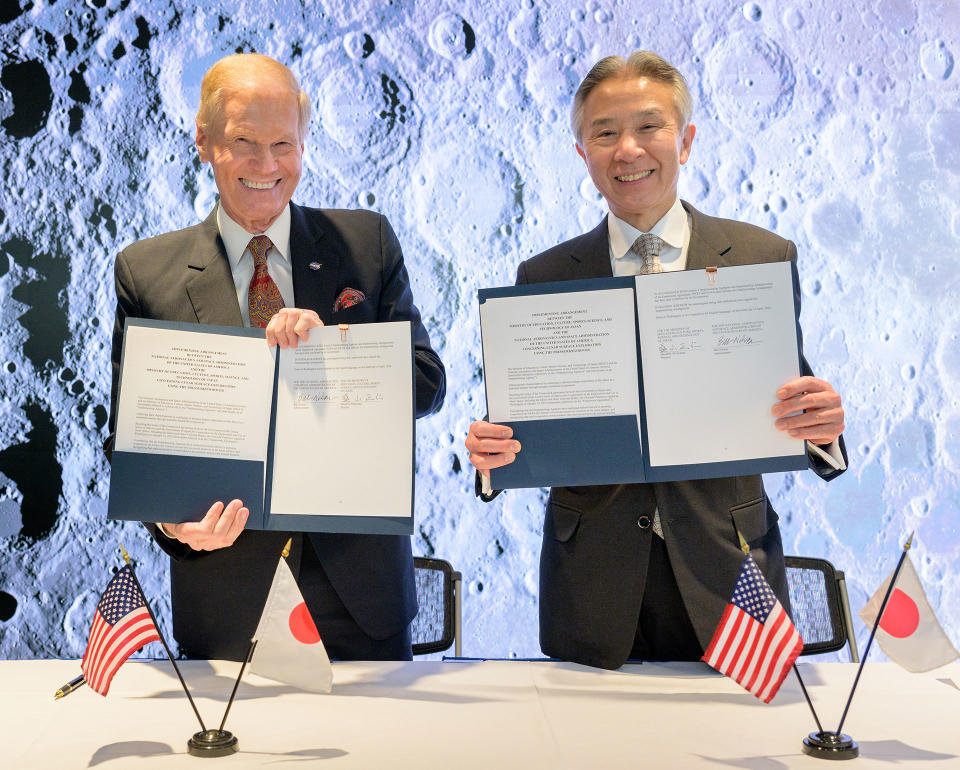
[479,265,808,490]
[107,319,414,535]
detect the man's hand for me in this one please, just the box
[266,307,323,348]
[161,499,249,551]
[466,420,521,477]
[772,376,845,445]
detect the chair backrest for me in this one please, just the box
[784,555,857,660]
[411,557,461,656]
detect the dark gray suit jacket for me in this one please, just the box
[107,202,445,660]
[513,202,846,669]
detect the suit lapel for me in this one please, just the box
[185,209,244,326]
[289,203,338,323]
[683,200,736,270]
[568,217,613,279]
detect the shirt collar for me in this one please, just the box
[608,198,688,260]
[217,204,292,270]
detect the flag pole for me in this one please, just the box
[119,544,206,733]
[732,529,826,732]
[833,532,914,736]
[218,639,258,733]
[190,539,292,756]
[799,532,914,760]
[792,665,824,734]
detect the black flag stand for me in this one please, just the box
[187,538,286,757]
[187,639,258,758]
[800,532,914,760]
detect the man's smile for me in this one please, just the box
[615,170,654,182]
[240,178,280,190]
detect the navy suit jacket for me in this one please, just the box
[107,202,445,659]
[508,202,846,669]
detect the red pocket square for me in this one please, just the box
[333,288,366,313]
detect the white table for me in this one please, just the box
[4,659,959,768]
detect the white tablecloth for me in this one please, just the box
[3,659,958,768]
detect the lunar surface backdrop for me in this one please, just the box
[0,0,958,662]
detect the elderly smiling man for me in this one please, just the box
[106,53,445,661]
[466,51,847,670]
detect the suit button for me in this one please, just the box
[637,515,651,529]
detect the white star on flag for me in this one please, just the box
[248,556,333,693]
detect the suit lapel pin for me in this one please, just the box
[308,261,322,270]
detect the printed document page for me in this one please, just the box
[480,288,641,428]
[114,324,275,462]
[634,262,804,467]
[270,322,413,518]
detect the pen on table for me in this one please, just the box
[54,675,86,700]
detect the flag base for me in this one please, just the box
[188,729,239,757]
[802,731,859,760]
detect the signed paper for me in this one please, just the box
[114,325,275,462]
[634,262,803,467]
[480,288,640,428]
[271,322,413,518]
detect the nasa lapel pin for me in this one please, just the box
[308,261,322,270]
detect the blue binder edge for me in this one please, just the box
[107,452,266,524]
[481,277,647,490]
[490,415,645,489]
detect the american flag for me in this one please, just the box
[81,565,161,696]
[701,554,803,703]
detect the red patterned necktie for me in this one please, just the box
[247,235,285,327]
[630,232,664,274]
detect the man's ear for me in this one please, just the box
[679,123,696,165]
[195,123,210,163]
[575,142,586,162]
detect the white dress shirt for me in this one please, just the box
[217,204,295,326]
[608,197,690,275]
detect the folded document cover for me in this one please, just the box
[108,319,415,534]
[478,262,808,489]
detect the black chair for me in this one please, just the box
[411,557,462,656]
[784,555,859,662]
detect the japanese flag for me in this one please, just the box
[860,555,958,673]
[249,557,333,692]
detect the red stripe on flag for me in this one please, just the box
[90,624,160,695]
[757,614,803,702]
[88,616,151,692]
[716,610,750,672]
[702,604,735,664]
[90,611,157,691]
[743,610,787,693]
[86,611,148,690]
[751,610,791,697]
[728,616,762,681]
[83,609,159,696]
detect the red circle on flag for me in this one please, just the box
[288,602,322,644]
[879,588,920,638]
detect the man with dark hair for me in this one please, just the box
[466,51,846,670]
[107,53,445,661]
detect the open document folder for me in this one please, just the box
[478,261,808,489]
[107,319,414,534]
